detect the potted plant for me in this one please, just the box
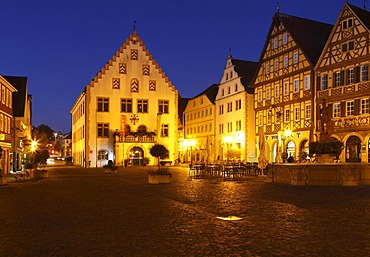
[103,160,118,173]
[309,139,344,163]
[148,144,172,184]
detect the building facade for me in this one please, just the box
[215,55,258,163]
[0,76,18,174]
[315,3,370,163]
[181,84,218,164]
[5,76,32,172]
[70,30,179,167]
[253,13,332,163]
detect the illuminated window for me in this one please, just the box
[283,82,289,96]
[294,79,299,93]
[361,98,369,114]
[266,87,271,100]
[305,104,311,120]
[304,75,310,90]
[98,150,108,160]
[333,103,341,118]
[275,84,280,97]
[294,106,300,121]
[284,109,290,123]
[258,89,263,102]
[346,101,354,116]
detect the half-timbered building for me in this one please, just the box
[315,3,370,163]
[253,13,332,162]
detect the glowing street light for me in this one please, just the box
[31,140,37,152]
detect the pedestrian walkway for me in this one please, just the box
[0,165,369,257]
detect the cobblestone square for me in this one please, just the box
[0,166,369,256]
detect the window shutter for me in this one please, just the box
[328,103,333,118]
[346,69,349,85]
[354,66,360,83]
[354,99,360,115]
[340,70,345,86]
[341,102,346,117]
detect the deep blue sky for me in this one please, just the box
[0,0,356,133]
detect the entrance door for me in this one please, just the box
[346,136,361,163]
[129,147,144,166]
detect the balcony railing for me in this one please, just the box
[333,116,370,130]
[318,81,370,99]
[117,135,157,143]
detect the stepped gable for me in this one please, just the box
[347,3,370,30]
[3,75,28,117]
[88,31,176,91]
[194,83,219,104]
[231,59,258,94]
[278,13,333,66]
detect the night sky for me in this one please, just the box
[0,0,356,133]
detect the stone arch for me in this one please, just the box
[345,135,362,163]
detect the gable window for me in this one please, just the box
[235,84,238,92]
[321,74,328,90]
[228,87,231,94]
[293,51,299,64]
[222,89,225,96]
[273,38,278,49]
[293,79,299,93]
[137,99,148,113]
[362,65,369,81]
[304,75,310,90]
[121,99,132,113]
[342,18,353,30]
[283,33,288,44]
[274,59,279,71]
[266,87,271,100]
[131,50,138,60]
[333,103,341,118]
[342,41,355,52]
[158,100,169,114]
[142,65,150,75]
[119,63,126,74]
[131,78,139,92]
[112,78,120,89]
[230,71,233,79]
[283,56,289,68]
[149,80,156,91]
[97,97,109,112]
[346,101,354,116]
[161,124,169,137]
[258,89,263,102]
[266,63,270,75]
[283,82,289,96]
[97,123,109,137]
[361,98,369,114]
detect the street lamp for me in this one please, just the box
[54,132,58,146]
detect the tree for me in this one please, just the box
[150,144,168,169]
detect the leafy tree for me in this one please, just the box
[150,144,168,169]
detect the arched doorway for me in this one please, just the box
[129,146,144,166]
[286,141,296,159]
[346,136,361,162]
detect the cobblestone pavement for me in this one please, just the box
[0,166,370,257]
